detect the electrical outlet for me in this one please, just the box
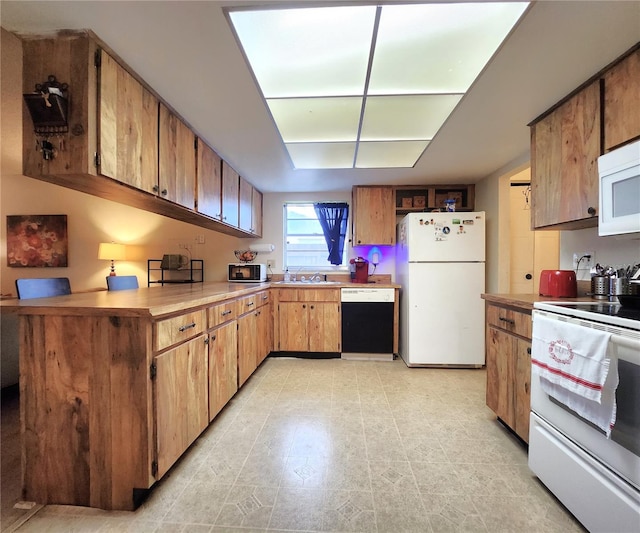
[572,251,595,270]
[266,259,275,269]
[195,235,205,244]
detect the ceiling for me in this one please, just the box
[2,1,639,193]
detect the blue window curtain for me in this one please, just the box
[313,202,349,265]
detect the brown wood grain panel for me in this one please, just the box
[159,103,196,209]
[22,35,93,178]
[309,302,340,352]
[208,321,238,421]
[154,309,205,352]
[237,312,257,386]
[196,140,222,219]
[239,176,253,233]
[485,326,514,427]
[278,302,308,352]
[352,186,395,245]
[514,338,532,442]
[604,49,640,150]
[221,161,240,227]
[251,188,263,236]
[186,336,209,445]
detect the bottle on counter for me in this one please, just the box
[284,269,290,282]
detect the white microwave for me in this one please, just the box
[598,139,640,236]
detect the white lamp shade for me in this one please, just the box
[98,242,127,261]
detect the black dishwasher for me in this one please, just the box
[341,288,395,359]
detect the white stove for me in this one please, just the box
[534,300,640,330]
[529,299,640,532]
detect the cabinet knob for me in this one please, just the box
[527,347,532,355]
[525,273,532,280]
[152,185,159,193]
[587,206,596,216]
[161,189,168,196]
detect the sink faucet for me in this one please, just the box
[309,272,322,282]
[292,266,304,282]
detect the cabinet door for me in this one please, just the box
[352,186,395,245]
[531,80,600,228]
[514,338,532,442]
[251,187,263,237]
[308,302,341,352]
[278,302,309,351]
[256,302,272,365]
[485,326,514,428]
[159,103,196,209]
[197,139,222,220]
[208,321,238,421]
[99,50,159,194]
[604,49,640,151]
[155,335,208,478]
[239,176,253,233]
[221,161,240,227]
[237,311,258,386]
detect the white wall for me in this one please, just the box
[560,227,640,280]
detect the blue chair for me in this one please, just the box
[106,275,139,291]
[15,277,71,300]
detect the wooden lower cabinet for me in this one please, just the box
[277,289,341,352]
[237,291,271,386]
[208,321,238,421]
[485,302,532,443]
[154,334,209,478]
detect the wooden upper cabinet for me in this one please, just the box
[238,177,263,236]
[239,176,253,233]
[221,160,240,227]
[352,186,395,245]
[604,48,640,151]
[530,80,600,229]
[251,188,263,237]
[196,139,222,220]
[99,50,159,194]
[159,103,196,209]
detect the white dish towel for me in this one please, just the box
[531,314,618,437]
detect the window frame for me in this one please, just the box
[282,202,349,272]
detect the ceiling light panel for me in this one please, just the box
[369,3,529,94]
[286,142,357,169]
[356,141,429,168]
[229,6,377,98]
[267,97,362,142]
[360,94,463,141]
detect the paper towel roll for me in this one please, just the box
[248,243,275,253]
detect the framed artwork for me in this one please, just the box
[6,215,68,268]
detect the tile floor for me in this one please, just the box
[1,357,586,532]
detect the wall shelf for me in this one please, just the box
[147,259,203,286]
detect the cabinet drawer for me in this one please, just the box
[154,309,206,352]
[255,290,270,307]
[208,299,237,328]
[237,294,258,315]
[486,304,532,339]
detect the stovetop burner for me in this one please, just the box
[553,302,640,321]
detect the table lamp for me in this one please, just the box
[98,242,126,276]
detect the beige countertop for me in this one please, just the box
[1,280,400,318]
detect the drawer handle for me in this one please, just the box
[178,322,196,332]
[246,301,255,307]
[262,294,268,300]
[499,317,515,325]
[527,347,532,356]
[221,310,232,316]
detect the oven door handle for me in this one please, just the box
[610,334,640,351]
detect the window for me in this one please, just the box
[284,202,349,270]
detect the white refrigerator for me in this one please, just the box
[396,212,486,367]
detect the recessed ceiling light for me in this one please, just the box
[228,2,529,169]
